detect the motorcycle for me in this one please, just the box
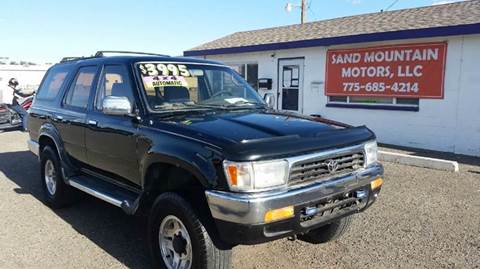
[0,91,34,131]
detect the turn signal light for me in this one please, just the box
[264,206,294,223]
[370,177,383,190]
[226,165,238,186]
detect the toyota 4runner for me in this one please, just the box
[27,51,383,269]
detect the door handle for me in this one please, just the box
[87,120,97,126]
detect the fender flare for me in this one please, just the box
[38,123,63,158]
[38,123,77,177]
[141,149,221,190]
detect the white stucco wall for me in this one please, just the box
[0,64,50,92]
[203,34,480,156]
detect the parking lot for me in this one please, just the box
[0,130,478,268]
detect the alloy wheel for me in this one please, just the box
[158,215,193,269]
[44,159,57,195]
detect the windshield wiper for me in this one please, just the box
[153,102,218,117]
[154,108,214,118]
[154,102,218,110]
[221,100,266,109]
[154,101,265,113]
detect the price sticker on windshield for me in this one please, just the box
[143,75,189,88]
[139,63,191,77]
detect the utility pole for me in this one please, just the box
[286,0,308,24]
[301,0,307,24]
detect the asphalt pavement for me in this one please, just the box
[0,131,478,268]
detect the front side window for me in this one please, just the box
[137,62,264,112]
[95,65,134,111]
[36,66,70,100]
[64,66,97,109]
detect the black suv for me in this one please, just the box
[27,51,383,269]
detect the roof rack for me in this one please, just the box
[94,51,170,57]
[59,51,170,63]
[60,56,97,63]
[60,56,83,63]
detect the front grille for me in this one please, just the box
[289,151,364,186]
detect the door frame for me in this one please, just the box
[276,57,305,113]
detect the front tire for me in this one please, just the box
[40,146,75,208]
[298,215,354,244]
[148,193,232,269]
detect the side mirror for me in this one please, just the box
[102,96,132,116]
[263,93,275,108]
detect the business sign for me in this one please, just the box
[325,42,447,98]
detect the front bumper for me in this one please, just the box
[205,163,383,245]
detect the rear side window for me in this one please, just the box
[36,66,70,100]
[63,66,98,109]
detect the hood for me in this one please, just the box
[148,110,375,161]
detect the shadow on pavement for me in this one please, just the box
[0,150,151,269]
[0,126,22,133]
[380,143,480,167]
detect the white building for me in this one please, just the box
[184,1,480,157]
[0,60,51,93]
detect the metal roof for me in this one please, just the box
[184,0,480,56]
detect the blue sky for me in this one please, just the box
[0,0,460,63]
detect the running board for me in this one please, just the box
[68,175,141,215]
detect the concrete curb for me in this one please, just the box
[378,150,459,172]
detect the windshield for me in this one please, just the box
[137,62,265,111]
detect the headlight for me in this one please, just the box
[364,140,378,167]
[223,159,288,192]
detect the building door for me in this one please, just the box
[278,58,304,112]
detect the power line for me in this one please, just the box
[382,0,400,12]
[307,0,318,21]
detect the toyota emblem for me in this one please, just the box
[325,159,339,173]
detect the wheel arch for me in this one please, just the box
[142,161,213,220]
[38,123,76,177]
[141,151,221,190]
[142,162,230,249]
[144,161,206,191]
[38,127,63,160]
[143,158,209,200]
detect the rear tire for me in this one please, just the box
[148,192,232,269]
[40,146,75,208]
[298,215,354,244]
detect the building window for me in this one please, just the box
[396,98,420,106]
[228,63,258,89]
[327,96,419,111]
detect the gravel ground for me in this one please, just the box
[0,131,479,269]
